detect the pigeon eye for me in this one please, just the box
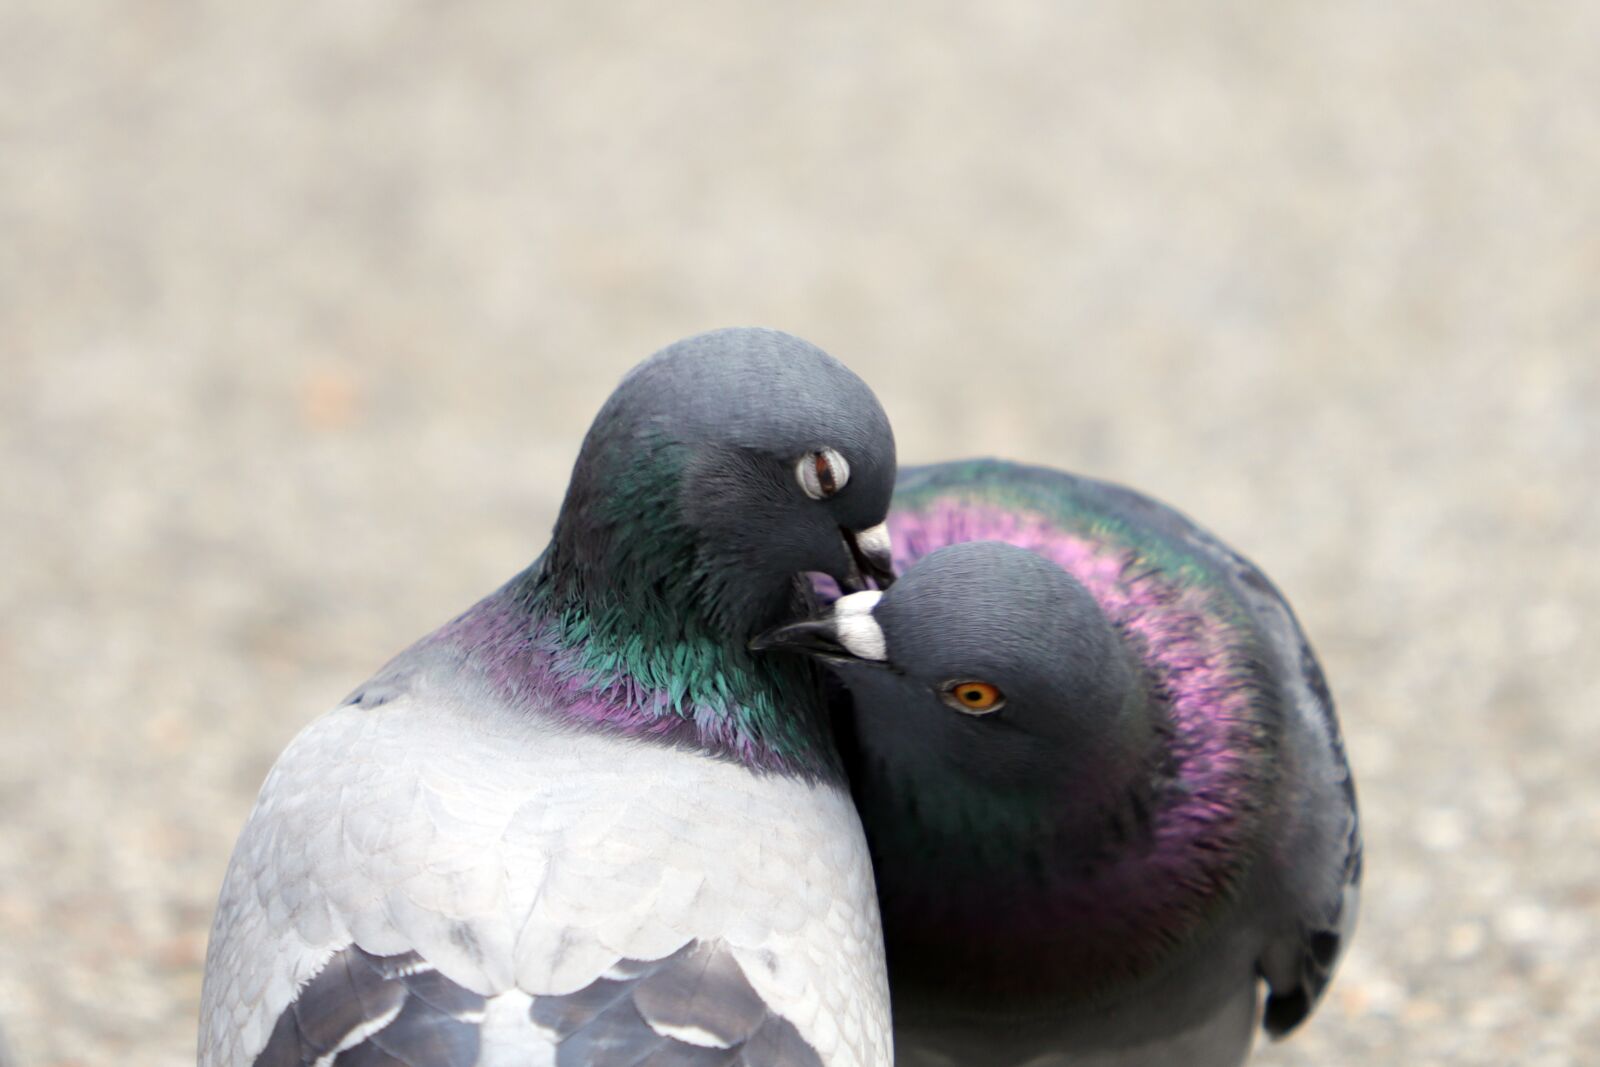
[796,448,850,500]
[942,680,1005,715]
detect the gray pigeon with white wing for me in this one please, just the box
[199,328,900,1067]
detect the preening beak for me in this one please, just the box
[751,590,889,663]
[839,522,896,594]
[749,617,852,658]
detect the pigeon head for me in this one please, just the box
[499,329,899,776]
[754,540,1154,802]
[548,327,897,641]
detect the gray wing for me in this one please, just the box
[253,946,485,1067]
[1253,628,1362,1037]
[1146,488,1362,1037]
[254,941,823,1067]
[200,679,889,1067]
[526,941,824,1067]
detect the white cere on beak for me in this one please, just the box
[853,521,890,560]
[833,590,888,661]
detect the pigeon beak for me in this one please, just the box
[838,522,895,594]
[751,591,889,664]
[749,617,852,658]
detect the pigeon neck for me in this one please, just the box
[849,679,1231,1006]
[853,669,1166,876]
[507,441,838,779]
[549,432,798,639]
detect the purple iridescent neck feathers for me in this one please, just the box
[389,558,835,777]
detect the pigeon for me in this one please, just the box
[754,459,1361,1067]
[199,328,901,1067]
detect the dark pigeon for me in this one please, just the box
[757,459,1361,1067]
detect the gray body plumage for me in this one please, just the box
[201,644,887,1066]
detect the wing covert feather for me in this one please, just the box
[200,689,888,1066]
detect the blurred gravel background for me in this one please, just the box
[2,2,1597,1064]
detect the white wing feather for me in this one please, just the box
[199,684,890,1066]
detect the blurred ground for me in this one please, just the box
[2,2,1597,1064]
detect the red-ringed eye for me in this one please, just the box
[942,680,1005,715]
[796,448,851,500]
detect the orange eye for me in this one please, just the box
[944,680,1004,715]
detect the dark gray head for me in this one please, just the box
[754,540,1152,796]
[549,328,897,639]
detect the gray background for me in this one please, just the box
[2,2,1596,1064]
